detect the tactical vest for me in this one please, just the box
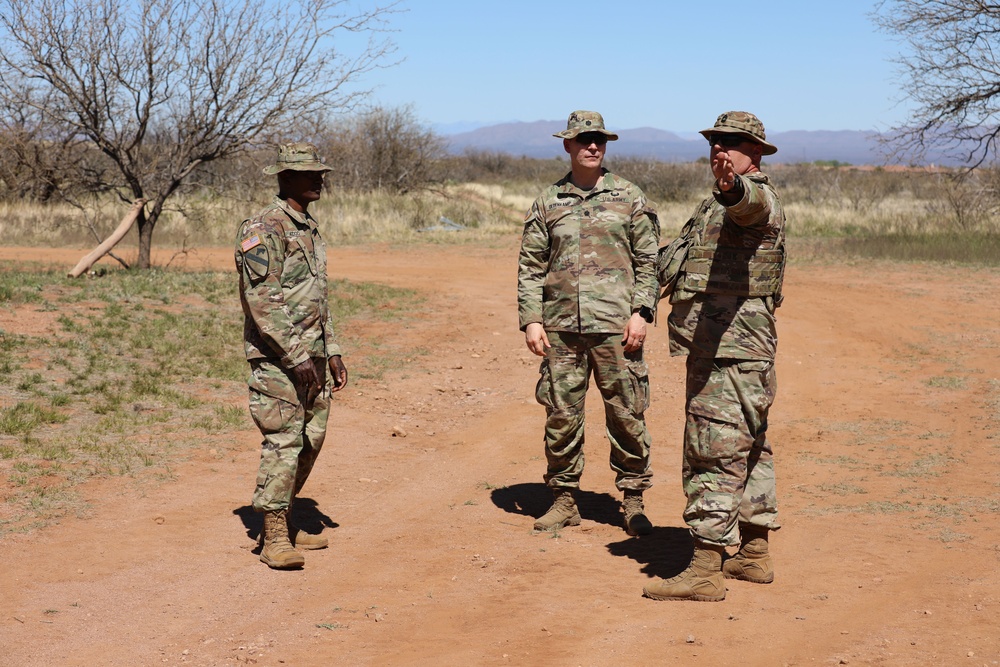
[673,175,786,304]
[676,246,784,297]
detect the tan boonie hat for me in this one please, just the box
[699,111,777,155]
[262,142,333,175]
[553,110,619,141]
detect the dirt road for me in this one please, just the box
[1,242,999,666]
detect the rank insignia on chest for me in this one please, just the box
[244,244,269,278]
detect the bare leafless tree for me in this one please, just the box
[0,0,399,268]
[0,88,112,202]
[874,1,1000,168]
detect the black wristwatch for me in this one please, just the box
[637,306,654,323]
[724,175,743,196]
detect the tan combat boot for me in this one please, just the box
[533,489,581,531]
[622,490,653,536]
[260,508,305,569]
[723,524,773,583]
[642,543,726,601]
[287,501,328,550]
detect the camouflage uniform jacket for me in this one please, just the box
[518,169,660,334]
[235,196,341,368]
[667,172,784,361]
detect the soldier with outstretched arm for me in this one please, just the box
[644,112,786,601]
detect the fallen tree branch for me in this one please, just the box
[84,217,130,270]
[67,199,146,277]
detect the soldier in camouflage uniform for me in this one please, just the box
[518,111,659,536]
[235,142,349,570]
[643,112,785,601]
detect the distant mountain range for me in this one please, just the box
[442,120,955,166]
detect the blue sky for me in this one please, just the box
[360,0,911,134]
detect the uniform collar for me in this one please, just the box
[272,195,316,228]
[556,168,614,198]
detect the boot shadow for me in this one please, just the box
[232,497,338,546]
[490,482,623,529]
[290,497,338,534]
[606,526,693,580]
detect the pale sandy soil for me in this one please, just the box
[0,242,999,666]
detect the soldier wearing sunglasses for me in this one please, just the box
[644,111,786,602]
[517,110,660,537]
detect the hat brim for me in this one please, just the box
[553,128,619,141]
[699,128,777,155]
[263,164,333,175]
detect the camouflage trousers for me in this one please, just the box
[247,358,331,512]
[682,355,780,546]
[535,331,653,491]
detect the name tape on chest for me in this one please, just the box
[550,190,627,209]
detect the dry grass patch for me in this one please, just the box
[3,163,1000,269]
[0,265,420,535]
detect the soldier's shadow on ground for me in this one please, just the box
[607,527,693,580]
[233,497,339,547]
[490,483,693,580]
[490,482,623,529]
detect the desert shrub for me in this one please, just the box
[436,150,566,186]
[605,158,709,203]
[318,106,444,194]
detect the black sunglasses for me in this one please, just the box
[574,132,608,146]
[709,134,748,149]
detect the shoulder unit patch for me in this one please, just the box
[244,244,270,278]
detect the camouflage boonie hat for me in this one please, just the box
[699,111,777,155]
[553,110,619,141]
[262,142,333,175]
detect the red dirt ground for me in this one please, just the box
[1,242,999,666]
